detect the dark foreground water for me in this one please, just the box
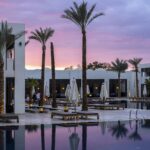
[0,120,150,150]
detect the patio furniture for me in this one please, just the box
[88,104,125,110]
[76,111,99,120]
[51,111,79,120]
[0,114,19,123]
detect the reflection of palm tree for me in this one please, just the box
[41,124,45,150]
[100,122,107,135]
[82,125,87,150]
[25,125,38,133]
[109,121,128,140]
[51,124,56,150]
[0,130,4,150]
[129,120,142,141]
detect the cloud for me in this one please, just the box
[1,0,150,68]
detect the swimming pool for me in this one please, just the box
[1,120,150,150]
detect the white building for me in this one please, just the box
[25,68,137,98]
[3,23,25,114]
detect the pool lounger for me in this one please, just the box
[51,111,78,120]
[76,111,99,120]
[0,114,19,123]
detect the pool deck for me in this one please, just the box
[0,108,150,126]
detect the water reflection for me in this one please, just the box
[25,125,38,133]
[109,120,128,139]
[69,127,80,150]
[129,120,142,141]
[0,120,150,150]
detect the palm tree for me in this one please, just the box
[62,1,104,110]
[29,28,54,106]
[50,42,57,108]
[128,58,142,97]
[0,21,25,113]
[110,58,128,97]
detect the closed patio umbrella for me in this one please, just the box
[32,86,35,96]
[80,84,90,98]
[45,82,49,97]
[87,84,90,95]
[65,84,71,101]
[100,82,108,100]
[143,84,147,97]
[70,78,80,111]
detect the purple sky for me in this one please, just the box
[1,0,150,69]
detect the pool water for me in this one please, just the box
[1,120,150,150]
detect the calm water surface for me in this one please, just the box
[0,120,150,150]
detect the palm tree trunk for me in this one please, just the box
[51,124,56,150]
[51,42,57,108]
[82,28,88,111]
[118,72,121,97]
[40,45,46,106]
[135,69,139,97]
[0,57,4,113]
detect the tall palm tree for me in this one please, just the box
[110,58,128,97]
[50,42,57,108]
[29,28,54,106]
[128,58,142,97]
[62,1,104,110]
[0,21,25,113]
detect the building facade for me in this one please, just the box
[3,23,25,114]
[25,69,138,98]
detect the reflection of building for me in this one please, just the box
[2,23,25,114]
[0,126,25,150]
[25,69,136,98]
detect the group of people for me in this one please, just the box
[25,92,41,103]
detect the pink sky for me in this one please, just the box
[1,0,150,69]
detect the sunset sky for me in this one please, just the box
[0,0,150,69]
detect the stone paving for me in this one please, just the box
[0,108,150,126]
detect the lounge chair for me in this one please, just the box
[76,111,99,120]
[0,114,19,123]
[88,104,125,110]
[51,111,78,120]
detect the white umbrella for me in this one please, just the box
[80,85,90,98]
[70,78,80,111]
[45,83,49,97]
[69,132,80,150]
[87,84,90,95]
[70,78,80,103]
[100,82,108,100]
[65,84,71,100]
[32,86,35,96]
[143,84,147,97]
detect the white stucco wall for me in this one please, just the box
[3,23,25,114]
